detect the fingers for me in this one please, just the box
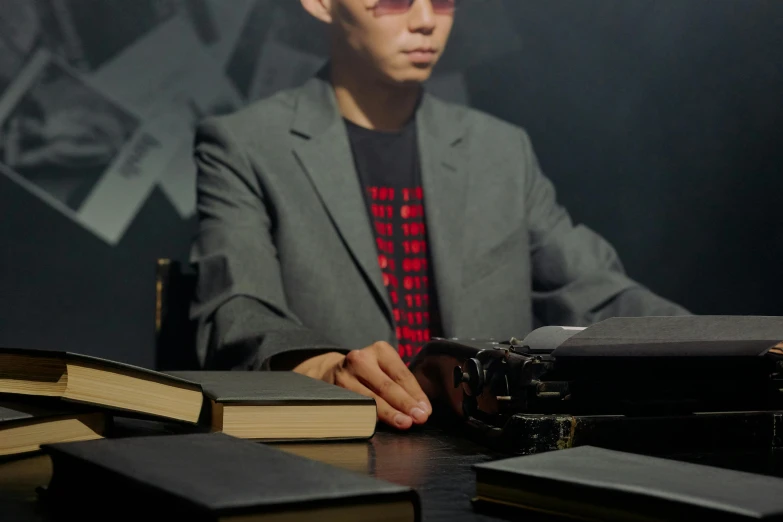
[374,342,433,414]
[344,345,429,425]
[334,370,413,430]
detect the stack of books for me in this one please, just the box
[1,347,419,521]
[0,347,379,457]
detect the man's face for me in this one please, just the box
[327,0,455,85]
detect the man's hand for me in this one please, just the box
[292,342,432,429]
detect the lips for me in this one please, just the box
[404,48,437,64]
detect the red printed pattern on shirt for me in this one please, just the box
[368,186,431,364]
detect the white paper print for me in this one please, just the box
[0,0,42,95]
[246,37,325,104]
[35,0,181,73]
[83,10,243,222]
[157,59,244,219]
[0,48,188,244]
[204,0,258,67]
[86,14,206,117]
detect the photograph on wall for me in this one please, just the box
[202,0,256,66]
[35,6,247,231]
[245,36,326,104]
[225,1,326,103]
[224,0,277,100]
[77,8,245,220]
[0,49,139,212]
[0,0,44,94]
[31,0,219,73]
[0,48,191,244]
[264,0,330,59]
[158,57,245,219]
[89,13,219,117]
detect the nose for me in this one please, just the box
[408,0,436,34]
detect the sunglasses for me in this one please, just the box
[372,0,456,16]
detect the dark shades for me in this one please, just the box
[373,0,456,16]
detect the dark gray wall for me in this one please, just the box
[0,0,781,368]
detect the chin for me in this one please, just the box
[386,66,435,86]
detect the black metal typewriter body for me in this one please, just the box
[443,336,783,420]
[413,319,783,455]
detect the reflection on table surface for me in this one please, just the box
[270,440,373,475]
[0,421,507,522]
[3,420,783,522]
[0,453,51,501]
[0,453,51,522]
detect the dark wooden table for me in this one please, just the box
[0,421,512,521]
[2,419,783,521]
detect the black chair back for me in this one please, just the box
[155,259,200,371]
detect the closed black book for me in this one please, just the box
[473,445,783,521]
[41,432,419,521]
[555,316,783,357]
[168,371,377,441]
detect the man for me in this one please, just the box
[190,0,689,430]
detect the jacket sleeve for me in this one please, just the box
[189,118,345,370]
[520,130,691,326]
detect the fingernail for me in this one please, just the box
[394,413,412,428]
[410,407,427,423]
[419,401,431,414]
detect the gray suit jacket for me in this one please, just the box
[190,71,688,370]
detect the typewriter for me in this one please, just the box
[410,316,783,455]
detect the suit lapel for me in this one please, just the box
[291,75,393,322]
[417,94,468,336]
[290,74,469,336]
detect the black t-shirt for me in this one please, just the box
[345,118,441,365]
